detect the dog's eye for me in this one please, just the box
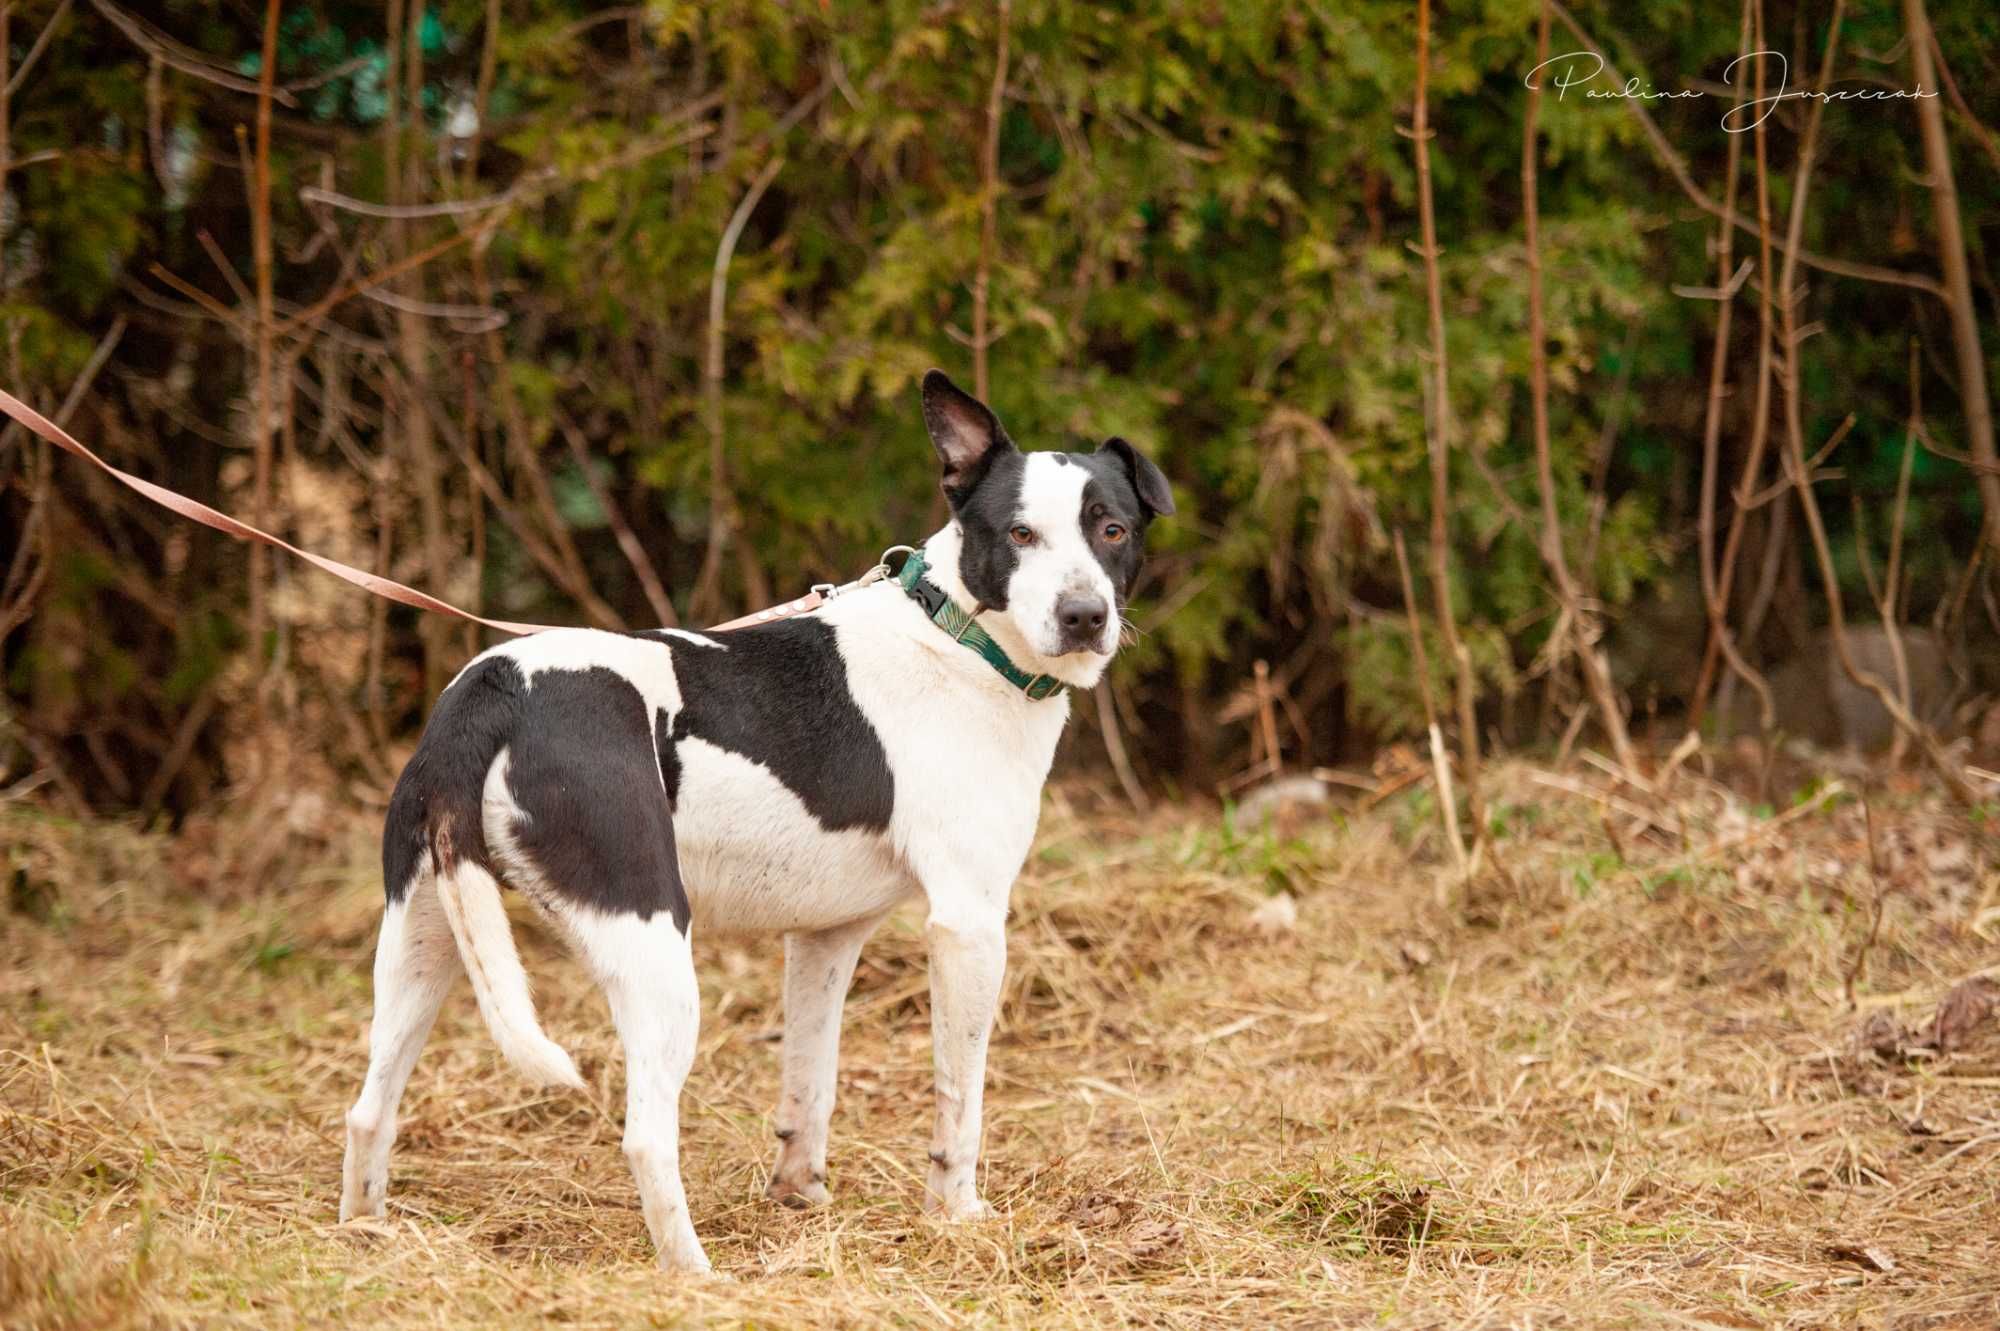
[1009,525,1036,546]
[1101,523,1127,544]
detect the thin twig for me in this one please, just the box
[4,0,73,98]
[972,0,1011,403]
[1412,0,1487,866]
[1096,682,1151,816]
[555,406,679,628]
[1877,346,1922,766]
[1904,0,2000,555]
[86,0,296,104]
[1735,413,1855,510]
[248,0,281,718]
[1844,798,1889,1008]
[1394,530,1467,879]
[1778,4,1977,807]
[691,154,784,621]
[1547,0,1944,302]
[1523,0,1638,776]
[1927,29,2000,178]
[298,185,523,220]
[1695,0,1780,736]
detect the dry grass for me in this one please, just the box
[4,758,1999,1329]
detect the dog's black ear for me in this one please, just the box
[1097,436,1176,518]
[921,369,1015,502]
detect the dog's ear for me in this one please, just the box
[922,369,1015,503]
[1096,436,1176,518]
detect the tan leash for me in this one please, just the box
[0,387,866,637]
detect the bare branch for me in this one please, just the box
[1694,0,1778,736]
[298,185,523,219]
[1524,0,1638,775]
[1776,3,1976,805]
[1548,0,1945,302]
[1413,0,1489,865]
[691,154,785,621]
[972,0,1011,402]
[1394,529,1467,878]
[5,0,73,98]
[555,407,680,629]
[1904,0,2000,553]
[86,0,297,104]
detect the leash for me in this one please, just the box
[0,385,885,637]
[705,547,911,630]
[0,388,1066,697]
[0,387,558,637]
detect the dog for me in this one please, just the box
[338,370,1174,1272]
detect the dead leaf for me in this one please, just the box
[1929,977,2000,1053]
[1120,1217,1184,1263]
[1826,1243,1896,1273]
[1066,1192,1125,1229]
[1855,1009,1909,1060]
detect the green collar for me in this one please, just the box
[894,549,1067,701]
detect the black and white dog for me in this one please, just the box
[338,371,1174,1272]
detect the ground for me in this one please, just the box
[2,757,1997,1329]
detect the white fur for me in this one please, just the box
[340,874,460,1223]
[503,625,686,714]
[674,738,912,933]
[767,912,883,1207]
[432,843,584,1090]
[1006,453,1122,663]
[547,898,709,1272]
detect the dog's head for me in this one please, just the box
[919,370,1174,687]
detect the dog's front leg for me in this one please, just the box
[767,913,882,1208]
[922,894,1007,1220]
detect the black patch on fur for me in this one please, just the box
[1095,437,1176,517]
[655,620,894,832]
[918,370,1028,607]
[654,707,681,809]
[950,447,1027,609]
[385,650,694,929]
[1068,449,1159,600]
[382,655,527,903]
[501,666,692,930]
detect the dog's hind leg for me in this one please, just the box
[341,867,460,1221]
[560,904,710,1274]
[766,912,884,1208]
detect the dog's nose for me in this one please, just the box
[1056,593,1108,644]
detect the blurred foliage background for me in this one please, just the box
[1,0,1997,819]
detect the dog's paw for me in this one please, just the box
[931,1197,999,1223]
[657,1248,717,1277]
[764,1174,832,1210]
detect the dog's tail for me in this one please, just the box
[384,655,581,1090]
[434,857,584,1089]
